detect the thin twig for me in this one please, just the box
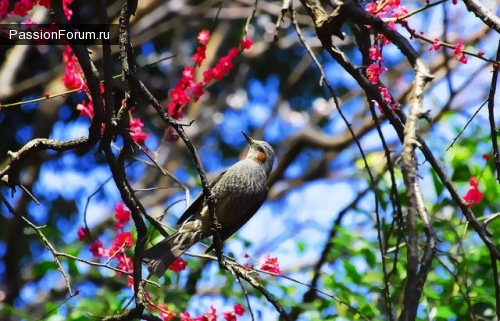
[0,194,74,296]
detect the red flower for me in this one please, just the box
[76,100,94,119]
[240,37,253,50]
[456,54,467,64]
[464,187,483,206]
[469,177,478,187]
[13,0,35,17]
[169,257,187,272]
[114,222,124,231]
[369,45,384,62]
[203,69,214,84]
[234,303,245,316]
[483,154,490,161]
[192,46,207,67]
[77,227,88,241]
[0,0,9,19]
[130,118,148,144]
[223,311,236,321]
[38,0,50,8]
[115,203,131,223]
[113,232,134,249]
[366,63,386,84]
[182,66,195,82]
[62,45,84,90]
[197,29,210,45]
[464,177,483,207]
[379,87,393,106]
[90,239,104,257]
[170,86,191,107]
[228,47,239,59]
[429,38,441,51]
[260,255,282,274]
[364,2,377,14]
[192,82,205,100]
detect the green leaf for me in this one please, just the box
[297,241,306,253]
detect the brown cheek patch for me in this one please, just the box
[255,151,267,164]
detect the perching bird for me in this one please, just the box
[143,131,275,277]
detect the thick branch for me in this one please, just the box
[462,0,500,33]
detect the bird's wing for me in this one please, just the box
[205,187,268,253]
[176,169,228,225]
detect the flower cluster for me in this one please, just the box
[167,29,253,121]
[148,303,245,321]
[365,0,409,24]
[77,203,135,280]
[1,0,73,20]
[65,48,149,144]
[364,0,409,111]
[260,255,283,274]
[452,40,467,64]
[62,45,84,90]
[365,0,409,43]
[367,0,471,65]
[366,44,396,111]
[129,118,148,144]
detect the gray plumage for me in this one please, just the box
[142,131,275,277]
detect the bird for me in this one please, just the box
[142,131,275,277]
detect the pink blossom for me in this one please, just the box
[197,29,210,45]
[260,255,282,274]
[392,5,409,18]
[130,118,148,144]
[115,202,131,223]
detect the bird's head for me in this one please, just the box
[242,131,275,177]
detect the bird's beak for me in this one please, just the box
[241,131,255,146]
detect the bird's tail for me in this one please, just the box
[142,236,186,277]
